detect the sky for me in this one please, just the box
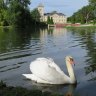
[30,0,89,17]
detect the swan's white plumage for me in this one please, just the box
[23,57,76,84]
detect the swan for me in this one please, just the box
[22,56,77,84]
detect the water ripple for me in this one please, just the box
[0,66,20,73]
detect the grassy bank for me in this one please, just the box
[0,81,63,96]
[65,24,96,28]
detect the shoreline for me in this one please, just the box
[65,24,96,28]
[0,24,96,29]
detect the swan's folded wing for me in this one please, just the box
[41,65,65,84]
[48,61,65,75]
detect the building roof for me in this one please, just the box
[44,11,66,16]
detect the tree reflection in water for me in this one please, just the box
[69,27,96,80]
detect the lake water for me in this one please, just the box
[0,27,96,96]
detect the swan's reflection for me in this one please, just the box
[31,81,77,95]
[65,85,76,96]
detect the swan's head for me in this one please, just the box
[65,56,75,65]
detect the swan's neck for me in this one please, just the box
[66,61,76,83]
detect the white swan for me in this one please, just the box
[23,56,76,84]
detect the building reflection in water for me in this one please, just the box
[39,27,68,52]
[40,27,67,38]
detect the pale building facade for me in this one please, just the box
[37,4,67,24]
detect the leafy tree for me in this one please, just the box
[31,8,41,22]
[7,0,30,8]
[8,0,31,27]
[0,0,47,27]
[89,0,96,23]
[0,0,9,26]
[81,5,94,23]
[68,5,94,24]
[89,0,96,5]
[0,0,7,9]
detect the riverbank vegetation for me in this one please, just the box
[0,0,47,28]
[68,0,96,24]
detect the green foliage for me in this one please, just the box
[31,8,41,22]
[47,16,50,24]
[8,0,30,8]
[89,0,96,24]
[0,0,7,9]
[47,16,54,24]
[68,0,96,24]
[68,5,95,24]
[0,0,9,26]
[0,0,46,28]
[50,17,54,24]
[30,8,47,27]
[89,0,96,5]
[8,0,32,28]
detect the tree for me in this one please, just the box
[47,16,54,24]
[31,8,41,22]
[68,5,94,24]
[8,0,31,27]
[7,0,30,8]
[0,0,7,9]
[81,5,94,23]
[47,16,50,24]
[89,0,96,5]
[50,17,54,24]
[0,0,9,26]
[0,0,47,27]
[89,0,96,23]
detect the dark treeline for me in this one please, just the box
[68,0,96,24]
[0,0,47,28]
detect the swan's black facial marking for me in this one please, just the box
[69,57,75,66]
[70,58,73,62]
[65,56,74,65]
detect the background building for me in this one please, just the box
[37,4,67,24]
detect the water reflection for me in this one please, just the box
[0,27,68,55]
[31,82,77,96]
[68,27,96,80]
[0,28,31,53]
[0,27,42,73]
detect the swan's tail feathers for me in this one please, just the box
[22,74,37,81]
[22,74,52,84]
